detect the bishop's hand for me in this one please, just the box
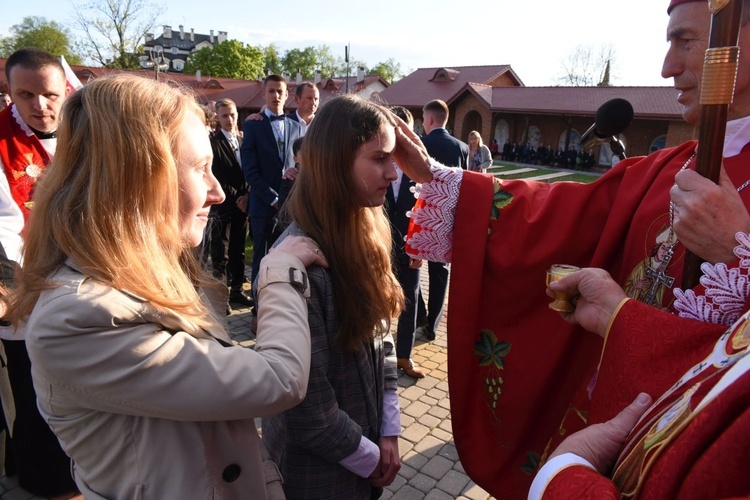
[671,166,750,264]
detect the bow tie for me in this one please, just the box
[269,114,285,122]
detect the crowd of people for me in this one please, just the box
[499,141,598,170]
[0,0,748,498]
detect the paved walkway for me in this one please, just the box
[1,263,493,499]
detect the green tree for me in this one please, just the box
[262,43,283,76]
[184,40,264,80]
[281,47,318,79]
[73,0,159,69]
[0,16,84,64]
[370,58,404,84]
[315,45,337,77]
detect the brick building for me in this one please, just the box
[378,65,690,166]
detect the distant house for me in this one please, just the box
[143,25,228,73]
[379,65,691,165]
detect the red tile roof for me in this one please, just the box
[378,65,522,107]
[482,85,681,119]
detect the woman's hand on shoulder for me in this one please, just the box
[272,236,328,268]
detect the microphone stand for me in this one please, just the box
[609,137,626,161]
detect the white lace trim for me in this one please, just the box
[405,163,463,263]
[673,232,750,325]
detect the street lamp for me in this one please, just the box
[140,46,169,80]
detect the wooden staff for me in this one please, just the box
[681,0,745,289]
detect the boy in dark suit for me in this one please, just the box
[208,99,252,308]
[241,75,302,285]
[417,99,469,340]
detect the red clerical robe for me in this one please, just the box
[542,299,750,499]
[0,105,51,221]
[441,141,750,498]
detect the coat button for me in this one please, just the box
[222,464,241,483]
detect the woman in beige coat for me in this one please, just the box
[9,75,326,499]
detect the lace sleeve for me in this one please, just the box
[404,163,463,263]
[673,232,750,325]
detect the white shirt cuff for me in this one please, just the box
[339,436,380,478]
[528,453,596,500]
[381,388,401,436]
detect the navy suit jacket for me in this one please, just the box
[385,172,417,266]
[421,128,469,169]
[241,115,302,217]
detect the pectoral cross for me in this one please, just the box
[643,245,676,306]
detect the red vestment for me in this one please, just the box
[0,105,51,221]
[542,300,750,499]
[439,141,750,498]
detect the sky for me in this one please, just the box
[1,0,674,87]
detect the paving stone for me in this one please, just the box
[404,400,431,419]
[415,377,439,390]
[417,413,441,430]
[427,405,450,420]
[409,472,438,493]
[401,449,429,470]
[438,418,453,433]
[420,396,438,407]
[424,489,455,500]
[401,422,430,443]
[388,473,408,492]
[426,387,446,400]
[398,463,418,480]
[413,435,444,458]
[400,413,416,428]
[431,427,452,443]
[436,470,471,497]
[421,455,454,480]
[390,485,426,500]
[439,443,459,461]
[461,480,492,500]
[400,385,427,401]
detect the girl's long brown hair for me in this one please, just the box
[286,95,404,351]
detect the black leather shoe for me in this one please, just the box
[423,327,436,341]
[229,291,254,307]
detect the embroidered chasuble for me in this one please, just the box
[406,140,750,498]
[0,106,52,221]
[542,299,750,499]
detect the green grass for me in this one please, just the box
[488,162,600,184]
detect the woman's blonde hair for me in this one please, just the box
[468,130,484,146]
[11,74,214,331]
[286,95,404,351]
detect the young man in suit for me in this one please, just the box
[417,99,469,341]
[242,75,302,286]
[208,99,252,308]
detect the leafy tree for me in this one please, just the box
[557,43,617,87]
[370,58,404,84]
[315,45,337,77]
[184,40,264,80]
[262,43,283,76]
[73,0,159,69]
[281,47,318,79]
[330,56,368,78]
[0,16,84,64]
